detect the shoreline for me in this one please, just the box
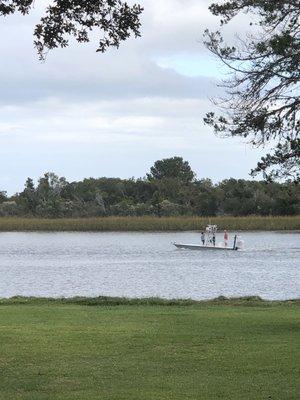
[0,216,299,232]
[1,296,299,307]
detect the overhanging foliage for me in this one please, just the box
[0,0,143,59]
[204,0,300,181]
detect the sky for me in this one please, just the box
[0,0,265,195]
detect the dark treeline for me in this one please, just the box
[0,157,299,218]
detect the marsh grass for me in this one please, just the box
[0,215,299,231]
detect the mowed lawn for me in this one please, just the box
[0,302,299,400]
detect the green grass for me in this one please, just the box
[0,297,299,400]
[0,215,299,231]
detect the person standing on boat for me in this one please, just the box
[200,232,205,245]
[212,233,216,247]
[224,230,229,247]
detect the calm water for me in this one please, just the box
[0,231,299,300]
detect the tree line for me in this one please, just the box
[0,157,299,218]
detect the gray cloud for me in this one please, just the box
[0,0,262,194]
[0,0,224,104]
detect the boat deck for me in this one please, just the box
[173,243,238,251]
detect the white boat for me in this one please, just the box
[173,243,239,251]
[173,224,244,251]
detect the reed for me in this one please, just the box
[0,216,299,232]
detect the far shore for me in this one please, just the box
[1,295,299,307]
[0,215,299,232]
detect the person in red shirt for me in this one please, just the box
[224,230,229,247]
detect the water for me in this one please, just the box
[0,231,299,300]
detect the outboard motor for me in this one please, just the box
[233,235,244,250]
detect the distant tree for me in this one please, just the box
[147,157,196,183]
[134,202,152,216]
[150,190,163,217]
[37,173,67,199]
[270,181,300,215]
[95,189,106,215]
[18,178,38,214]
[218,179,257,216]
[160,199,182,217]
[34,172,68,217]
[0,190,7,203]
[154,178,184,204]
[110,199,136,216]
[204,0,300,182]
[0,200,18,216]
[191,179,218,216]
[1,170,299,218]
[0,0,143,60]
[123,178,155,204]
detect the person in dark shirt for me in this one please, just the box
[201,232,205,245]
[212,233,216,247]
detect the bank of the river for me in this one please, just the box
[0,297,299,400]
[0,215,299,231]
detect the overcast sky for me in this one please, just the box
[0,0,264,194]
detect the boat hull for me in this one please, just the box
[173,243,237,251]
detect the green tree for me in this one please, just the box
[218,179,257,216]
[35,173,68,217]
[160,200,182,217]
[151,190,163,217]
[1,169,299,218]
[147,157,196,183]
[204,0,300,181]
[18,178,38,215]
[0,190,7,203]
[0,200,18,216]
[270,181,300,215]
[0,0,143,60]
[191,179,218,216]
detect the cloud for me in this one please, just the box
[0,0,263,194]
[0,0,224,105]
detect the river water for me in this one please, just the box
[0,231,299,300]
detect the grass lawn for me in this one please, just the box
[0,300,299,400]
